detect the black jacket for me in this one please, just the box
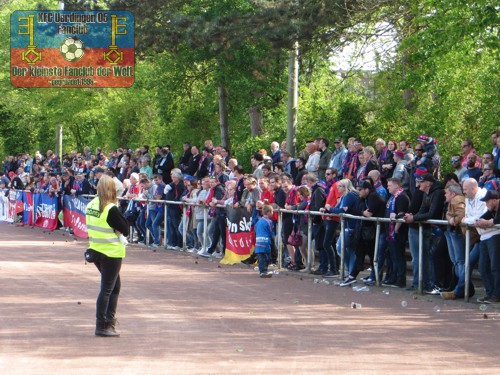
[310,183,327,223]
[413,181,445,223]
[187,153,201,176]
[165,181,186,214]
[351,190,386,237]
[158,153,175,184]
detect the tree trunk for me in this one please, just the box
[401,12,416,111]
[401,59,414,110]
[249,106,263,136]
[287,41,299,157]
[218,86,230,149]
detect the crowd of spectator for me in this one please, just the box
[2,131,500,302]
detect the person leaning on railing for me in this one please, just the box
[323,179,359,280]
[475,190,500,303]
[164,168,186,250]
[440,183,467,300]
[384,177,411,288]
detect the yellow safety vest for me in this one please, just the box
[86,197,125,258]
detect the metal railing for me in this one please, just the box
[6,189,499,302]
[134,196,495,303]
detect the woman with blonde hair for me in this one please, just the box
[86,174,129,337]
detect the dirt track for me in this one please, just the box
[1,223,499,375]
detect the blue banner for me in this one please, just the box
[22,191,33,225]
[33,193,59,230]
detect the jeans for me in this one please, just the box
[336,228,356,276]
[167,208,182,247]
[208,218,218,250]
[370,231,389,281]
[454,241,480,297]
[146,209,164,245]
[257,252,270,274]
[323,220,339,273]
[408,226,434,289]
[135,208,147,241]
[196,219,211,250]
[408,227,419,288]
[94,253,122,324]
[444,230,465,282]
[179,217,196,249]
[479,235,500,298]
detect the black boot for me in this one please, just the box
[241,254,256,265]
[95,320,120,337]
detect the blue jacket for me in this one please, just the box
[254,216,274,254]
[328,191,359,229]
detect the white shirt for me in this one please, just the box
[461,187,499,240]
[305,151,320,174]
[113,177,125,197]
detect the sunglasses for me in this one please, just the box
[451,159,460,163]
[415,149,423,152]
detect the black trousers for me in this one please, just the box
[208,214,227,254]
[94,253,122,324]
[352,238,375,278]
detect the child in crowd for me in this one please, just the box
[254,204,275,278]
[416,134,437,166]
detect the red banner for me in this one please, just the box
[220,207,255,265]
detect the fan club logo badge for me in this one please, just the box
[10,10,134,88]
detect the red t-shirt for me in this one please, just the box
[323,181,340,222]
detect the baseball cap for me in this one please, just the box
[415,173,435,183]
[356,180,373,190]
[334,137,342,143]
[94,167,104,173]
[480,190,500,201]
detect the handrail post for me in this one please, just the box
[163,202,168,248]
[464,225,470,302]
[307,213,313,272]
[374,221,381,287]
[418,223,423,295]
[127,198,134,242]
[340,214,345,280]
[182,203,187,251]
[145,203,150,245]
[128,201,134,243]
[203,205,208,252]
[277,210,283,270]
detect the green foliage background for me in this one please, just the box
[1,0,498,174]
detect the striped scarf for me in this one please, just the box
[386,187,403,241]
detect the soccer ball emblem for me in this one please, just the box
[60,37,85,62]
